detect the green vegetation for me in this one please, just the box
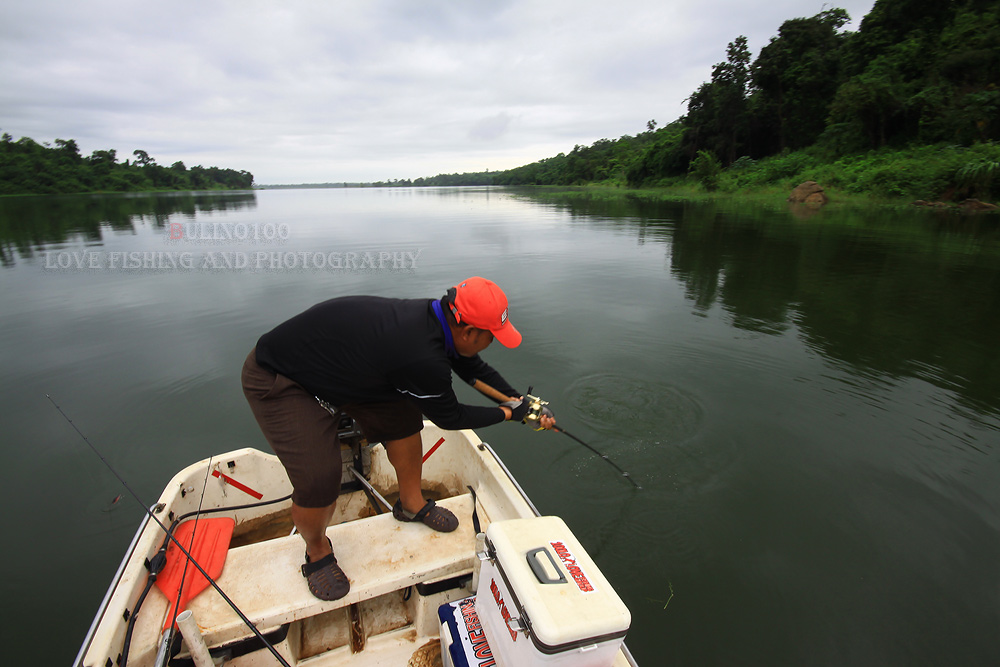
[689,150,723,192]
[412,125,663,188]
[500,129,656,184]
[415,0,1000,203]
[0,134,254,195]
[710,141,1000,200]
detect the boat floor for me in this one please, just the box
[131,495,477,659]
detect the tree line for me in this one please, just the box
[413,0,999,198]
[0,134,254,195]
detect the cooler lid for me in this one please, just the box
[485,516,631,651]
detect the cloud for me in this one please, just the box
[469,112,515,142]
[0,0,877,183]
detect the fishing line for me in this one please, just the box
[553,426,642,489]
[47,395,293,667]
[471,379,642,489]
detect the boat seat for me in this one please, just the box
[178,493,477,648]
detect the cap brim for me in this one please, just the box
[492,322,522,348]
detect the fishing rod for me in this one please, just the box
[47,395,293,667]
[166,454,213,639]
[120,491,293,666]
[472,380,641,489]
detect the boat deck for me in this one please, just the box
[128,494,477,660]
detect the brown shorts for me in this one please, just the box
[241,348,423,507]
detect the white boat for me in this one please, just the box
[75,420,638,667]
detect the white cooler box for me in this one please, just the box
[475,516,631,667]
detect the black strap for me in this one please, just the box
[466,485,481,534]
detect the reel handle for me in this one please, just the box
[523,392,553,430]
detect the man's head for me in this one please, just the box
[445,277,521,352]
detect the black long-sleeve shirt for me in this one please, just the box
[255,296,518,430]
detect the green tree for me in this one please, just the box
[689,149,722,191]
[750,9,851,153]
[54,138,82,163]
[88,149,117,165]
[828,58,907,149]
[0,134,254,195]
[684,36,752,165]
[626,121,687,185]
[132,149,155,167]
[843,0,957,77]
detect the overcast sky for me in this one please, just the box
[1,0,876,184]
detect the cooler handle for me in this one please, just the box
[526,547,568,585]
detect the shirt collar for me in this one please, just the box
[431,298,457,358]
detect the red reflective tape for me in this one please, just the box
[211,469,263,499]
[422,437,446,463]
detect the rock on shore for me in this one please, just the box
[788,181,828,205]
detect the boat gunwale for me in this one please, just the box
[74,508,154,667]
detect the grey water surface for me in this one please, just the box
[2,187,998,666]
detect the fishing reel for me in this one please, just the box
[523,387,554,431]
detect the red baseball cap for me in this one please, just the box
[451,277,522,348]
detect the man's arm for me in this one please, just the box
[451,354,518,402]
[392,360,508,430]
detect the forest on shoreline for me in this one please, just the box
[406,0,999,204]
[0,135,253,196]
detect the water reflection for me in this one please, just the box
[519,191,1000,420]
[0,190,257,265]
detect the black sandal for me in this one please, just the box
[392,499,458,533]
[301,538,350,601]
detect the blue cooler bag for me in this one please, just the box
[439,596,498,667]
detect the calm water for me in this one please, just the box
[2,188,999,666]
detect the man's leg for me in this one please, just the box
[293,502,337,561]
[384,432,426,514]
[293,498,351,601]
[384,432,458,532]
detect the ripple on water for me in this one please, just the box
[561,373,744,561]
[566,373,705,443]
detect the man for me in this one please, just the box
[242,277,555,601]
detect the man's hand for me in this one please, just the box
[537,406,556,430]
[500,398,529,423]
[501,398,557,430]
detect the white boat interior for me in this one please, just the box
[77,422,637,667]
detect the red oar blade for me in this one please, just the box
[155,517,235,630]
